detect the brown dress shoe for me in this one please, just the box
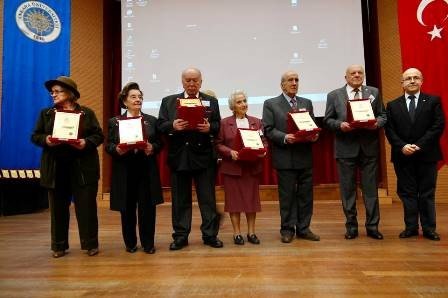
[281,234,294,243]
[297,231,320,241]
[52,250,66,258]
[87,248,99,256]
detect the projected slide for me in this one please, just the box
[122,0,365,117]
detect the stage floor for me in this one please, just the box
[1,200,448,297]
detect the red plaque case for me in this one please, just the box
[232,128,266,161]
[287,111,321,142]
[176,98,206,130]
[346,98,376,128]
[49,109,83,144]
[117,116,148,150]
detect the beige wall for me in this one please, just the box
[377,0,448,202]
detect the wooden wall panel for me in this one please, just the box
[71,0,104,198]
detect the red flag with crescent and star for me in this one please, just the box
[398,0,448,167]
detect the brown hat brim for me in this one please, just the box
[45,79,80,99]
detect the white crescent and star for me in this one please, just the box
[416,0,448,41]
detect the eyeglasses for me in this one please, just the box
[50,90,65,95]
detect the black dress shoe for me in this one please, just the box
[204,237,224,248]
[423,231,440,241]
[234,235,245,245]
[247,234,260,244]
[281,234,294,243]
[399,229,418,238]
[345,231,358,240]
[52,250,66,258]
[126,246,138,253]
[169,239,188,250]
[87,248,99,256]
[367,230,384,240]
[297,231,320,241]
[144,247,156,254]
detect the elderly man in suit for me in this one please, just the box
[324,64,386,240]
[158,68,223,250]
[263,70,320,243]
[385,68,445,241]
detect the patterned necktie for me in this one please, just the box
[290,98,297,110]
[408,95,416,122]
[353,88,360,99]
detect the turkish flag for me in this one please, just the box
[398,0,448,167]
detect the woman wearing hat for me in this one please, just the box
[105,82,163,254]
[31,76,104,258]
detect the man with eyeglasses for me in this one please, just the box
[385,67,445,241]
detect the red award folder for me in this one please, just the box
[49,109,82,144]
[287,110,321,142]
[176,98,206,130]
[117,116,148,150]
[233,128,266,161]
[346,98,376,128]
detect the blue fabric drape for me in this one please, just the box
[0,0,70,169]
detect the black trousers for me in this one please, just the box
[336,153,380,233]
[277,168,313,236]
[49,170,98,252]
[393,161,438,232]
[120,196,156,250]
[170,167,219,241]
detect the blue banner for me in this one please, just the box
[0,0,70,169]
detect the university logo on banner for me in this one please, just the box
[398,0,448,166]
[16,1,61,43]
[0,0,70,169]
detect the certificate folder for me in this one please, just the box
[346,98,376,128]
[287,111,321,142]
[176,98,206,130]
[117,116,147,150]
[49,110,82,144]
[233,128,266,161]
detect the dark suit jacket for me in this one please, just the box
[323,85,386,158]
[216,115,265,176]
[157,92,221,171]
[106,112,163,211]
[31,104,104,189]
[385,93,445,163]
[262,94,314,170]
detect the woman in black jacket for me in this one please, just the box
[31,76,104,258]
[106,82,163,254]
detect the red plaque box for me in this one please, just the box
[233,128,266,161]
[117,116,147,150]
[287,110,321,142]
[49,110,82,144]
[176,98,206,130]
[346,98,376,128]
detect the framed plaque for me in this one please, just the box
[176,98,206,130]
[287,110,321,142]
[346,99,376,128]
[117,116,147,150]
[1,170,9,178]
[18,170,26,178]
[50,110,82,143]
[26,170,34,178]
[233,128,266,161]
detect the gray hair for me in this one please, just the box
[228,90,247,111]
